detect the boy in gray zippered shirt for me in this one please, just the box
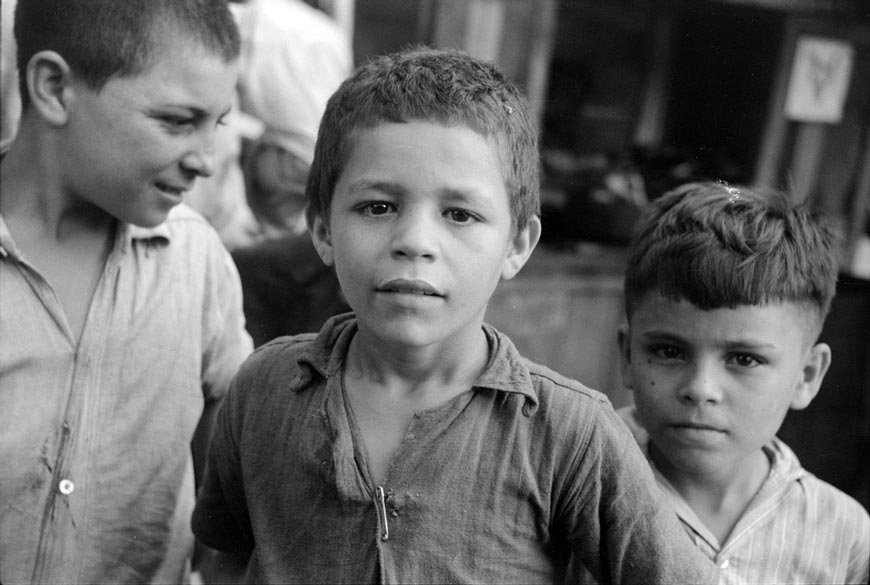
[192,46,718,585]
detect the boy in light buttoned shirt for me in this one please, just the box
[0,1,252,581]
[617,181,869,584]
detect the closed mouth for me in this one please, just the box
[672,422,726,433]
[378,279,442,297]
[156,182,189,196]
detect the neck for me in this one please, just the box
[347,324,489,399]
[652,444,771,542]
[1,122,113,240]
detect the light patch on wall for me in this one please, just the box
[785,36,854,124]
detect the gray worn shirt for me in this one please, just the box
[193,314,718,584]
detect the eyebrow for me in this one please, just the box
[639,330,779,350]
[638,331,686,344]
[152,104,232,121]
[345,179,492,202]
[345,179,405,197]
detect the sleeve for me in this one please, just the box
[845,500,870,584]
[201,237,254,404]
[556,399,718,585]
[192,369,256,554]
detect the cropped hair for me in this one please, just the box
[305,46,540,234]
[624,181,838,330]
[15,0,240,109]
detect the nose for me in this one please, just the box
[390,208,438,261]
[678,360,723,405]
[181,129,217,178]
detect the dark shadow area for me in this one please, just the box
[778,275,870,510]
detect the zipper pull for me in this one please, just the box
[376,485,390,541]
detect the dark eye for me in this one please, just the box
[731,353,762,368]
[161,115,193,130]
[650,345,685,361]
[446,209,476,224]
[361,202,393,216]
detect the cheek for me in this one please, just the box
[632,370,673,412]
[632,362,663,392]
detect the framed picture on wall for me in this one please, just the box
[784,36,854,123]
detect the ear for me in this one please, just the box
[790,342,831,410]
[27,50,74,126]
[501,215,541,280]
[309,213,334,266]
[617,323,635,389]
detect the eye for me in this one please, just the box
[445,208,478,224]
[160,115,194,131]
[648,344,686,362]
[357,201,395,216]
[729,353,764,368]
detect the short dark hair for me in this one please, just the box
[624,181,839,334]
[305,46,540,234]
[15,0,240,109]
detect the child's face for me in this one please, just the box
[61,32,238,227]
[311,121,539,350]
[618,293,830,479]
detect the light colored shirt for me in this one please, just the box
[194,314,718,584]
[0,205,253,584]
[232,0,352,160]
[0,0,21,150]
[619,405,870,585]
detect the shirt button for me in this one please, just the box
[720,559,730,569]
[58,479,75,495]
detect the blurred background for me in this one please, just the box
[2,0,866,507]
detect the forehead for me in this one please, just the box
[101,34,238,111]
[339,121,508,193]
[628,293,814,346]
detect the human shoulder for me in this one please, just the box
[234,332,320,389]
[799,470,870,526]
[522,356,612,409]
[480,324,612,416]
[771,438,870,541]
[229,314,353,397]
[794,471,870,581]
[161,203,222,242]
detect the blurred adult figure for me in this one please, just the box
[231,0,353,345]
[1,0,21,150]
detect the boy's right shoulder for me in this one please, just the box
[230,314,355,404]
[235,332,321,388]
[523,356,612,407]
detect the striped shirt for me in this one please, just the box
[619,406,869,585]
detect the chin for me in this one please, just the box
[127,206,175,228]
[369,317,443,346]
[130,216,169,228]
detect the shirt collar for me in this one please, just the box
[293,313,539,407]
[0,214,15,259]
[120,221,171,253]
[0,213,172,261]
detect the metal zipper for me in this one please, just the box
[376,485,390,541]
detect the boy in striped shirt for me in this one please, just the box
[616,181,869,584]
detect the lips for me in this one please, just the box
[156,181,190,197]
[671,422,727,434]
[378,278,442,297]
